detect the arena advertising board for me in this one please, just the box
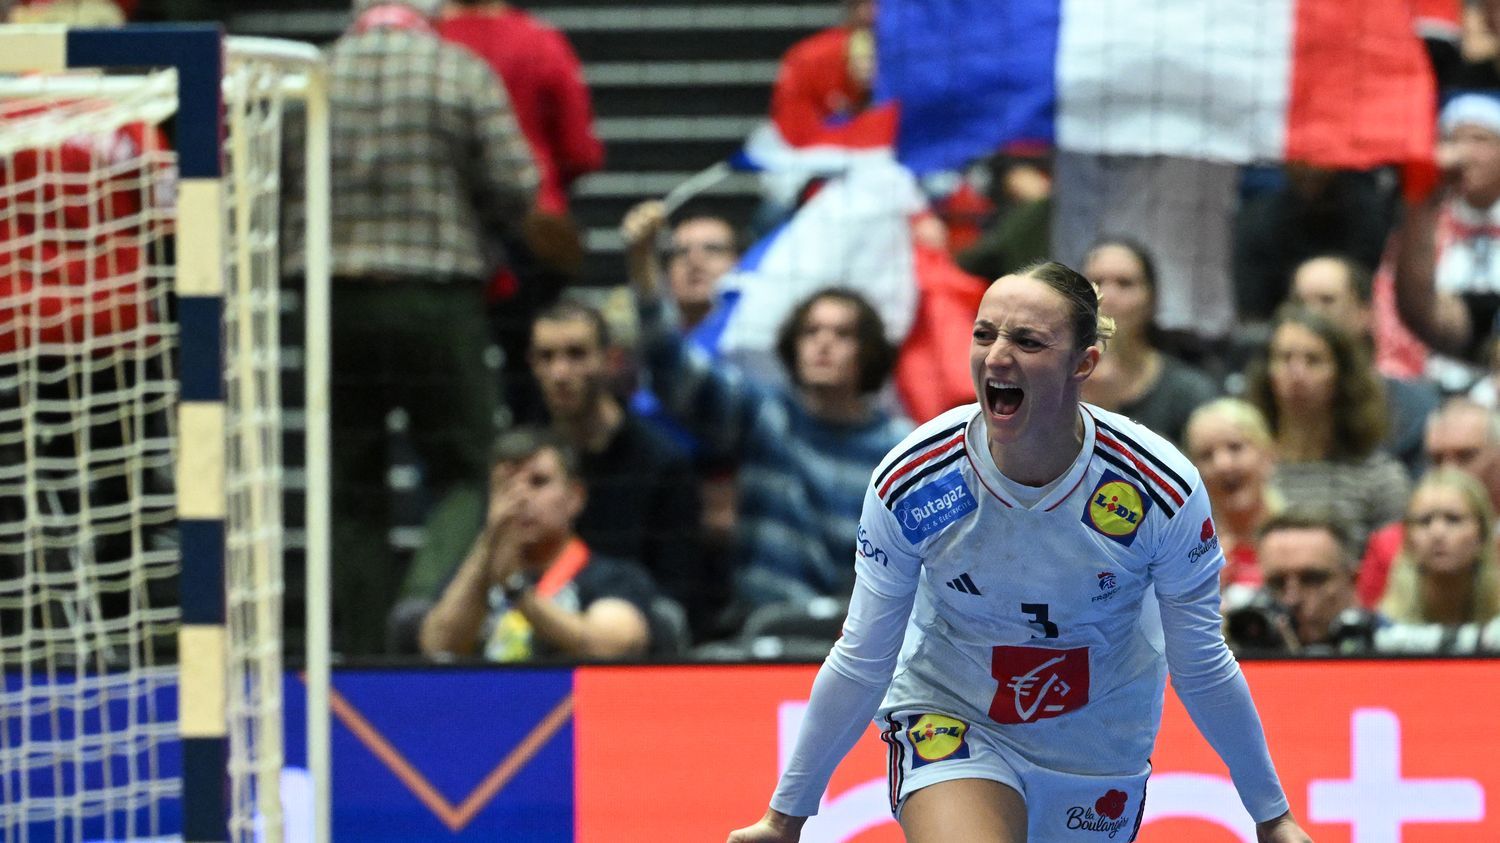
[277,660,1500,841]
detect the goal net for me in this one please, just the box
[0,28,329,843]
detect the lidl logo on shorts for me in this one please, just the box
[894,472,977,543]
[905,713,971,767]
[1082,469,1151,546]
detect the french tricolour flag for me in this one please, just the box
[880,0,1436,174]
[705,0,1436,414]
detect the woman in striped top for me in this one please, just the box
[1244,305,1410,556]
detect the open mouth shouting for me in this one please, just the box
[985,378,1024,419]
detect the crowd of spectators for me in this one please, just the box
[18,0,1500,661]
[290,0,1500,663]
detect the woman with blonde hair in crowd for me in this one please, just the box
[1184,398,1283,596]
[1244,305,1409,555]
[1376,469,1500,656]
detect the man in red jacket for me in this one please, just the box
[438,0,603,215]
[771,0,888,148]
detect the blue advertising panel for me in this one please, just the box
[283,667,574,841]
[2,670,182,842]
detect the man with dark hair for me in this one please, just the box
[1288,253,1439,472]
[418,427,658,661]
[621,200,740,335]
[522,299,722,638]
[1229,509,1380,654]
[282,0,538,656]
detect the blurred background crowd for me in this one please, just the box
[12,0,1500,664]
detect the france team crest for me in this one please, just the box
[1082,469,1151,546]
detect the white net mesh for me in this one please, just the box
[0,68,184,842]
[0,41,316,841]
[221,52,287,843]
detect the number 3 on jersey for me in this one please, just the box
[1021,602,1058,638]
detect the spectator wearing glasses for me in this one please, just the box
[622,200,740,336]
[1225,509,1381,655]
[622,201,745,592]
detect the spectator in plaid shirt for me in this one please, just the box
[285,0,538,656]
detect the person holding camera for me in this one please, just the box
[1227,509,1382,654]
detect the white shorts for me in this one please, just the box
[881,710,1150,842]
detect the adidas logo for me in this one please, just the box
[944,573,983,595]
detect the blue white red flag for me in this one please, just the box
[876,0,1436,174]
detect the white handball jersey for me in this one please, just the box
[769,402,1288,822]
[860,402,1222,775]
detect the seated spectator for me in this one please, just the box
[1245,305,1410,554]
[525,300,724,638]
[1183,399,1282,594]
[419,427,658,661]
[1375,468,1500,653]
[403,300,722,640]
[1394,93,1500,392]
[1225,509,1380,655]
[1358,398,1500,606]
[1288,254,1439,474]
[1080,237,1219,445]
[632,266,911,608]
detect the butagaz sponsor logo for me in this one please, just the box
[1091,571,1119,603]
[894,473,978,542]
[1065,789,1130,838]
[1188,534,1220,564]
[856,525,889,566]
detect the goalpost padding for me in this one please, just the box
[0,24,331,843]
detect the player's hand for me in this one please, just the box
[726,809,805,843]
[620,200,668,295]
[1255,811,1313,842]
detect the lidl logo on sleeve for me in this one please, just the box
[1082,470,1151,546]
[905,713,971,767]
[894,472,977,543]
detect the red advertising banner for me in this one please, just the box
[575,660,1500,842]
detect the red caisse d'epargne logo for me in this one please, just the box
[988,645,1090,725]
